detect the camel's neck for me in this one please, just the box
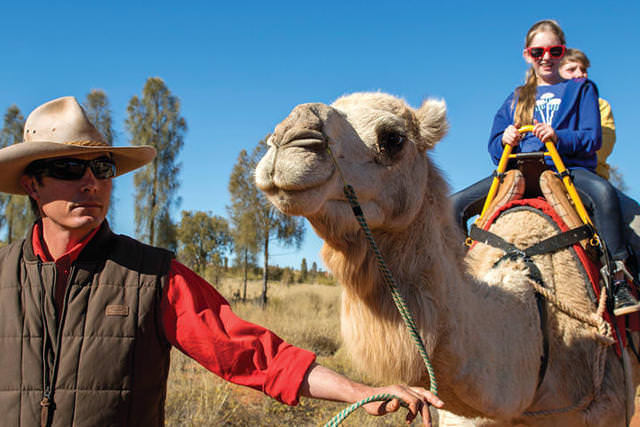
[312,168,543,418]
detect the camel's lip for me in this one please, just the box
[284,137,327,150]
[263,165,336,194]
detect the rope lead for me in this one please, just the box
[323,145,438,426]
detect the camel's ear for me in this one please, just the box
[415,99,448,151]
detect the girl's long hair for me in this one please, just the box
[513,20,566,126]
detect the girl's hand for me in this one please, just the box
[532,120,558,144]
[502,125,521,147]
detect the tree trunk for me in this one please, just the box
[242,247,248,302]
[149,159,157,246]
[7,214,13,245]
[261,232,269,308]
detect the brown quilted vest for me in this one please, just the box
[0,222,173,426]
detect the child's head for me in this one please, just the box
[559,48,590,79]
[514,20,566,126]
[523,20,566,85]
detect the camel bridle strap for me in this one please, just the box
[469,224,615,417]
[321,144,438,427]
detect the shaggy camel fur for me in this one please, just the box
[255,92,637,426]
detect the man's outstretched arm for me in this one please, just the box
[300,363,444,426]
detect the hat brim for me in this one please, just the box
[0,140,157,194]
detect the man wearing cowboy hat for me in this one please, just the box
[0,96,442,427]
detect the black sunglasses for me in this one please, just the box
[26,156,117,180]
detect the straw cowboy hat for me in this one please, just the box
[0,96,156,195]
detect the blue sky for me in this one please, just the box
[1,1,639,269]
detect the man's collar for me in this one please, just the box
[31,220,103,264]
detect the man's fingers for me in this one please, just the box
[385,398,399,413]
[418,401,432,427]
[411,388,443,408]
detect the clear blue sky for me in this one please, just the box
[1,1,638,269]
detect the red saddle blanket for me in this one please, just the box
[479,197,640,356]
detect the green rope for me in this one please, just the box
[342,185,438,395]
[322,145,439,426]
[323,393,407,427]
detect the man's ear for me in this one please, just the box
[20,175,39,200]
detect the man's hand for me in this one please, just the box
[300,363,444,426]
[361,384,444,426]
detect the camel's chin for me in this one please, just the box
[264,186,330,217]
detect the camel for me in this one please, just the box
[255,92,637,426]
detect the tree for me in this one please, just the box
[0,106,34,243]
[84,89,117,223]
[84,89,115,145]
[299,258,308,283]
[228,149,260,301]
[609,165,628,193]
[177,211,232,283]
[126,77,186,249]
[228,138,305,307]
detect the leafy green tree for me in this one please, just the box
[177,211,232,282]
[311,261,318,280]
[84,89,117,223]
[228,138,304,307]
[0,106,34,243]
[126,77,186,249]
[228,149,261,301]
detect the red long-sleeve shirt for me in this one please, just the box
[31,223,316,406]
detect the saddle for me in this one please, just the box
[477,157,585,241]
[470,157,640,358]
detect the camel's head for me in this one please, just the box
[256,92,448,239]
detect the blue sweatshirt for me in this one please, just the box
[488,78,602,171]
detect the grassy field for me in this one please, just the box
[164,276,428,426]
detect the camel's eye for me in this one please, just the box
[378,130,406,158]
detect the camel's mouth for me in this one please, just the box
[284,137,327,152]
[256,135,337,216]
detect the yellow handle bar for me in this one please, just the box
[476,125,595,232]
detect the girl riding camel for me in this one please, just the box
[451,19,639,316]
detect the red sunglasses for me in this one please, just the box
[526,45,566,59]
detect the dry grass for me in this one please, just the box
[164,277,428,426]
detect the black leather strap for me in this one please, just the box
[469,224,593,258]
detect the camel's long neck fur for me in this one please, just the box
[312,161,543,419]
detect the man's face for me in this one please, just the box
[559,60,588,79]
[21,153,113,234]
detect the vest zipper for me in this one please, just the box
[38,261,76,427]
[36,258,54,427]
